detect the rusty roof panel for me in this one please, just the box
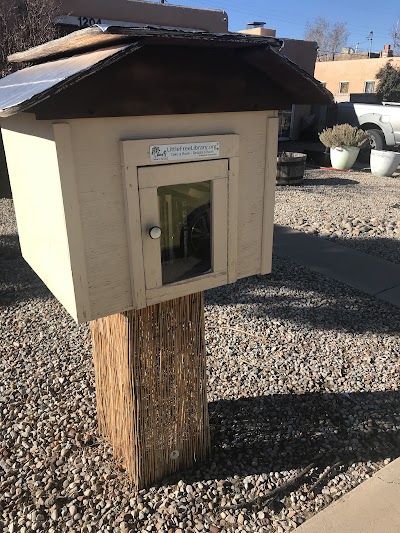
[0,44,138,117]
[7,26,132,64]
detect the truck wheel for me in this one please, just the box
[366,129,385,150]
[359,129,385,162]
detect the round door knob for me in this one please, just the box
[149,226,162,239]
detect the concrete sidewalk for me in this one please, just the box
[273,225,400,308]
[296,457,400,533]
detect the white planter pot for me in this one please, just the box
[330,146,360,170]
[370,149,400,177]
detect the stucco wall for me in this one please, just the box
[239,28,317,76]
[57,0,228,32]
[238,27,276,37]
[4,0,228,32]
[315,57,400,96]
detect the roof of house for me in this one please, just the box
[0,25,332,118]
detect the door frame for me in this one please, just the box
[138,160,228,298]
[121,134,239,309]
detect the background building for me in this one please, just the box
[314,45,400,102]
[54,0,228,33]
[239,22,319,140]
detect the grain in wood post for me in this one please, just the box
[90,292,209,488]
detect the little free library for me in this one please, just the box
[0,24,330,488]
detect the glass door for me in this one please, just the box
[158,181,211,285]
[138,159,228,302]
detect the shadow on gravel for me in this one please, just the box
[302,177,359,187]
[206,259,400,335]
[169,390,400,485]
[0,234,51,306]
[326,235,400,266]
[0,233,20,259]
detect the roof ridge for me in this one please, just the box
[8,25,283,65]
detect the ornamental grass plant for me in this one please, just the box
[319,123,370,149]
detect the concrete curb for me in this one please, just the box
[296,457,400,533]
[273,225,400,309]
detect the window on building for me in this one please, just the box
[339,81,349,93]
[364,80,375,93]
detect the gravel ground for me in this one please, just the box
[1,197,400,533]
[275,168,400,264]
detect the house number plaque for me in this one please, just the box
[150,142,220,162]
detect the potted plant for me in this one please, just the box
[319,123,369,170]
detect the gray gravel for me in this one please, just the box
[1,197,400,532]
[275,168,400,264]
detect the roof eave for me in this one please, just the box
[0,43,140,118]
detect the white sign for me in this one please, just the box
[150,142,220,162]
[55,15,103,28]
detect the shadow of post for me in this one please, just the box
[205,258,400,335]
[159,257,400,485]
[0,234,51,306]
[165,390,400,486]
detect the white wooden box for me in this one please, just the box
[2,110,278,322]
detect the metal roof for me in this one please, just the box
[0,44,138,117]
[7,26,133,64]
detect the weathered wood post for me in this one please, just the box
[90,294,209,488]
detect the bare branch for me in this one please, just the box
[304,17,348,61]
[0,0,60,77]
[392,19,400,55]
[330,22,349,60]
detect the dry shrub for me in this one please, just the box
[319,123,370,148]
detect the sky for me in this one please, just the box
[171,0,398,53]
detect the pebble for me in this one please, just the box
[275,168,400,263]
[1,181,400,533]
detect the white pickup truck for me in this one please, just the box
[336,101,400,150]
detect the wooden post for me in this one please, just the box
[90,292,210,488]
